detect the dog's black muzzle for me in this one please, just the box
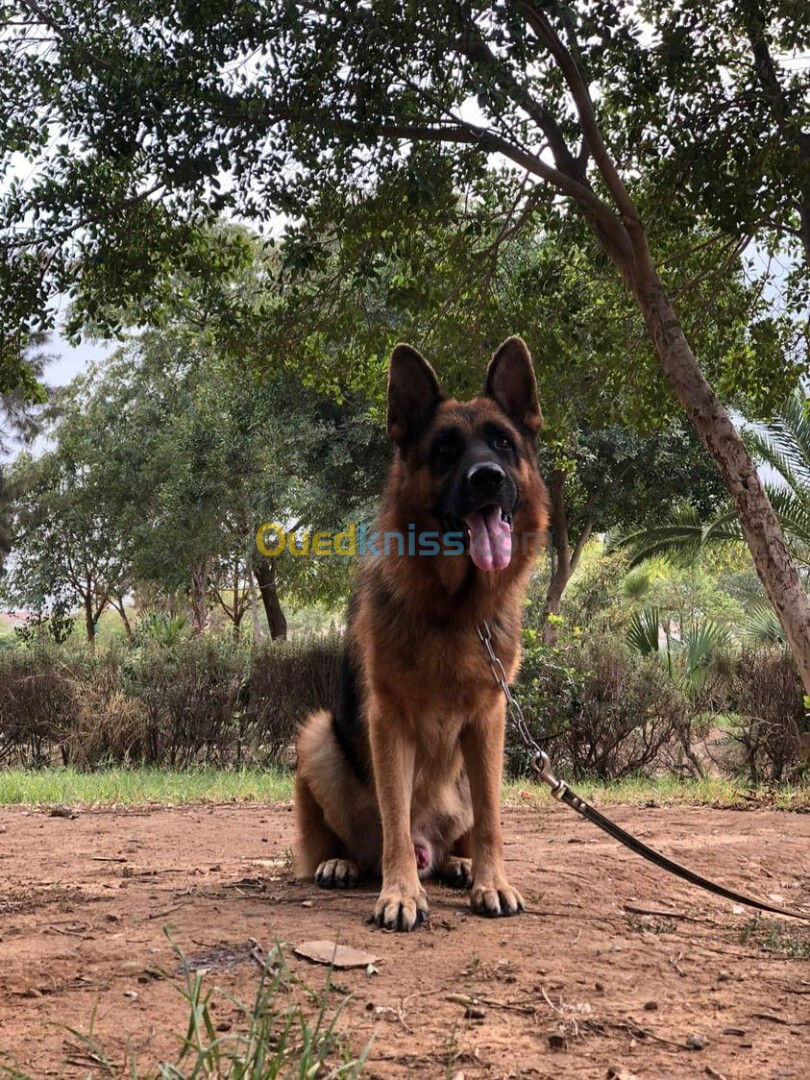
[436,453,518,533]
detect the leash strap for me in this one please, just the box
[477,622,809,923]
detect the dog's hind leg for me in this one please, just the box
[294,769,349,880]
[437,831,473,888]
[295,709,375,887]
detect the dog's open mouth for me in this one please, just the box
[465,506,513,572]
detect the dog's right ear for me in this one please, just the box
[387,344,444,446]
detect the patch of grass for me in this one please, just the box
[1,937,369,1078]
[0,766,294,807]
[503,773,809,811]
[0,765,806,812]
[739,916,810,958]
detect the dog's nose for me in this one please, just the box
[466,462,505,494]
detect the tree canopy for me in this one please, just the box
[1,1,806,367]
[2,0,808,685]
[1,316,386,641]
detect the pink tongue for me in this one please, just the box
[466,506,512,571]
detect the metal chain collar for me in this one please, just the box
[477,621,574,801]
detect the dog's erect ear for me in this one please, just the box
[387,344,444,445]
[484,336,542,435]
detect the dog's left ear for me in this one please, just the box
[387,343,444,446]
[484,336,542,436]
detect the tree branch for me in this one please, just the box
[17,0,113,72]
[453,5,586,181]
[516,2,640,227]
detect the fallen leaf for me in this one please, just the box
[294,941,380,969]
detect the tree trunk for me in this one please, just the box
[83,591,96,651]
[544,470,569,646]
[543,469,595,645]
[189,557,210,635]
[254,558,287,641]
[111,596,133,639]
[247,547,264,642]
[620,247,810,694]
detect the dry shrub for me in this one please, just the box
[10,631,802,784]
[724,648,806,782]
[66,689,150,769]
[568,639,687,779]
[127,638,247,766]
[243,634,342,761]
[0,646,76,765]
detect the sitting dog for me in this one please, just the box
[295,336,549,930]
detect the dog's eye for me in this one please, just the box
[435,439,457,457]
[494,435,512,452]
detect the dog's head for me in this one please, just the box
[386,337,546,573]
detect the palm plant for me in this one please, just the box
[619,385,810,575]
[135,610,189,647]
[627,606,730,699]
[740,602,787,645]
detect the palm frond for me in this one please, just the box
[618,505,704,567]
[762,484,810,550]
[627,607,661,655]
[683,618,730,671]
[619,504,741,567]
[741,603,787,645]
[681,618,730,695]
[743,386,810,492]
[622,566,652,600]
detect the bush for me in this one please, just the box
[723,648,806,782]
[242,634,342,760]
[0,645,76,766]
[512,633,689,780]
[0,634,342,769]
[66,689,151,769]
[125,638,249,766]
[0,630,803,784]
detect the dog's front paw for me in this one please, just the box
[373,882,429,931]
[470,875,524,918]
[437,855,473,889]
[315,858,359,888]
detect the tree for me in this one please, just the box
[2,2,808,686]
[619,1,810,268]
[1,450,132,646]
[252,204,772,641]
[26,317,386,639]
[0,332,51,570]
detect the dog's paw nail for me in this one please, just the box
[440,857,473,889]
[471,882,524,918]
[374,888,429,932]
[315,859,359,889]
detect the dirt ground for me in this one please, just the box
[0,798,808,1079]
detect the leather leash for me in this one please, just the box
[478,622,809,923]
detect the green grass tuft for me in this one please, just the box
[738,915,810,958]
[1,934,369,1077]
[0,766,294,807]
[0,766,806,812]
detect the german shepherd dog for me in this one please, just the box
[295,336,549,930]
